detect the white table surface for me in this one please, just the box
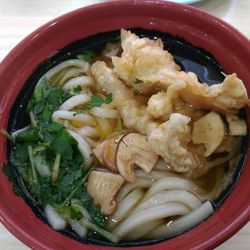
[0,0,249,249]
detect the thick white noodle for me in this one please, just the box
[59,94,90,111]
[96,117,112,133]
[116,178,154,202]
[59,69,85,86]
[33,155,51,177]
[107,189,144,230]
[145,201,214,239]
[68,219,87,237]
[63,76,93,91]
[44,205,66,230]
[68,130,93,166]
[37,59,90,87]
[83,136,97,148]
[112,202,190,238]
[134,190,202,213]
[77,126,99,138]
[142,177,204,201]
[125,220,164,241]
[135,169,178,180]
[52,110,95,126]
[90,107,118,119]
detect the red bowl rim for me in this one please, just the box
[0,1,249,250]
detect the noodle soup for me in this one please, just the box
[3,29,248,246]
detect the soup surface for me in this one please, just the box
[3,29,248,246]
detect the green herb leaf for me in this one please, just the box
[16,127,38,143]
[70,209,83,220]
[2,164,13,181]
[27,78,67,123]
[73,85,82,93]
[73,109,84,116]
[11,144,29,167]
[83,50,95,61]
[50,130,73,160]
[0,129,15,143]
[105,93,113,104]
[85,94,113,110]
[134,78,143,84]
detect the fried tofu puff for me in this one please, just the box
[91,61,159,135]
[148,73,249,120]
[112,29,182,94]
[148,113,205,177]
[91,30,249,179]
[112,30,249,120]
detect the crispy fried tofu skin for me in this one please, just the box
[91,29,249,180]
[112,29,181,93]
[87,170,125,215]
[91,61,159,135]
[148,113,203,174]
[113,30,249,120]
[148,73,249,120]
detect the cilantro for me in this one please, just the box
[16,127,38,143]
[85,94,113,110]
[10,144,29,167]
[74,188,107,228]
[134,78,143,84]
[0,129,15,143]
[73,109,84,116]
[2,164,21,196]
[2,164,13,181]
[83,50,95,61]
[70,209,83,220]
[27,78,67,123]
[73,85,82,93]
[50,130,73,160]
[8,75,109,242]
[49,122,65,133]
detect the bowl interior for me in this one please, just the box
[0,1,250,250]
[7,28,248,247]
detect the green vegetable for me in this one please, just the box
[70,209,83,221]
[60,169,91,207]
[80,219,119,244]
[134,78,143,84]
[50,130,73,160]
[28,145,38,186]
[29,111,37,127]
[73,109,84,116]
[16,127,38,142]
[85,94,113,110]
[27,78,67,123]
[0,129,15,143]
[83,50,95,61]
[2,164,21,196]
[73,85,82,93]
[2,76,110,242]
[10,144,29,167]
[51,153,61,184]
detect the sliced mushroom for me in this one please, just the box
[117,132,158,182]
[225,113,247,136]
[192,111,225,157]
[93,130,158,182]
[87,169,125,215]
[93,131,130,171]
